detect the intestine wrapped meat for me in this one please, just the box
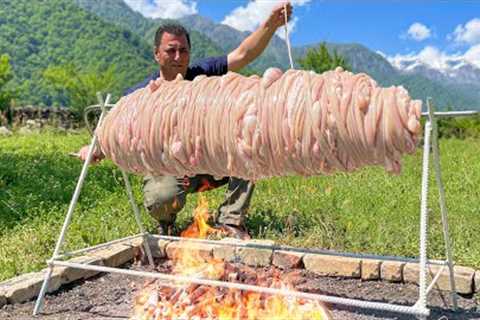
[96,67,422,180]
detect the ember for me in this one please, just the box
[131,195,332,319]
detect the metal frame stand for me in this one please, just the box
[33,94,473,318]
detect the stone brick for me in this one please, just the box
[236,240,274,267]
[212,238,240,262]
[272,250,304,269]
[88,244,135,267]
[166,241,217,261]
[404,263,474,294]
[474,270,480,293]
[303,254,361,278]
[361,259,381,281]
[380,261,404,282]
[129,237,145,247]
[0,271,62,304]
[60,256,105,282]
[144,238,170,258]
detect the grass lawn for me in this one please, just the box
[0,129,479,281]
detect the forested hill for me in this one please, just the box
[73,0,224,63]
[0,0,159,105]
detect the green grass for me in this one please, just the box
[1,129,479,281]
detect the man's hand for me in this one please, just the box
[266,2,293,30]
[227,1,293,71]
[72,145,104,164]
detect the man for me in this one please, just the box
[80,2,292,239]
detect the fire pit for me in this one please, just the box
[129,196,331,320]
[1,257,478,320]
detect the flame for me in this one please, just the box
[131,195,332,320]
[180,195,221,239]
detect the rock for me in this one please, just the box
[0,271,62,304]
[25,119,37,128]
[474,270,480,293]
[60,256,105,283]
[272,250,304,269]
[18,127,33,135]
[88,243,136,267]
[236,239,274,267]
[165,241,217,261]
[361,259,381,281]
[380,261,405,282]
[0,294,5,308]
[403,263,474,294]
[212,238,240,262]
[145,237,170,258]
[0,126,12,136]
[303,254,361,278]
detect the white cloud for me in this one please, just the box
[124,0,197,19]
[376,50,387,58]
[387,45,480,71]
[221,0,311,40]
[405,22,431,41]
[387,46,461,70]
[450,18,480,45]
[463,44,480,68]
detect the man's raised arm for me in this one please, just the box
[227,2,292,72]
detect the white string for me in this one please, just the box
[283,3,294,69]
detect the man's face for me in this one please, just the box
[154,32,190,79]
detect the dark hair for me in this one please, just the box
[154,22,191,50]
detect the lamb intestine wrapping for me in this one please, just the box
[96,67,422,180]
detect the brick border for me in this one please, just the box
[1,237,478,308]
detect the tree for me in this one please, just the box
[298,42,350,74]
[0,54,14,125]
[43,63,116,119]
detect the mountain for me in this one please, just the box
[73,0,224,63]
[389,54,480,91]
[0,0,157,105]
[294,43,480,110]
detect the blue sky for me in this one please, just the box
[124,0,480,68]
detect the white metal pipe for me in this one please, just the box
[428,99,459,309]
[418,115,432,308]
[421,110,479,117]
[34,93,111,315]
[55,233,144,260]
[425,265,446,295]
[52,261,430,316]
[149,234,448,266]
[121,170,154,267]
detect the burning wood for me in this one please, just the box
[131,196,332,319]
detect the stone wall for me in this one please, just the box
[9,106,77,129]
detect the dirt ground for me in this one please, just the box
[1,259,479,320]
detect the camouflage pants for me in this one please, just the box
[143,175,255,227]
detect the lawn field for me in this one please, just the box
[0,129,479,281]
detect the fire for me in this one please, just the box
[179,195,221,239]
[131,195,332,320]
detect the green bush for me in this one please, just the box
[437,115,480,139]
